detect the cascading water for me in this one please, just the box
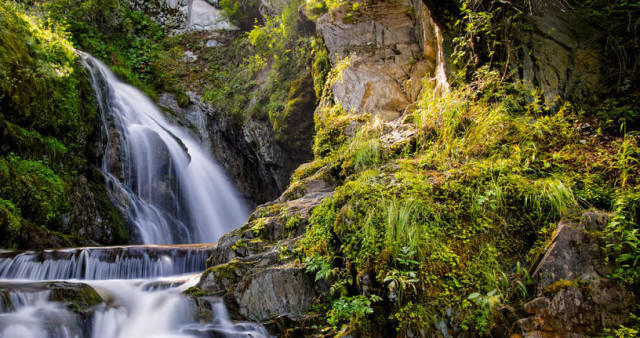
[81,52,247,245]
[0,245,213,280]
[0,53,269,338]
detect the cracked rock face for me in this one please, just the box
[157,92,295,207]
[516,0,602,104]
[513,212,637,337]
[317,0,448,120]
[235,265,317,321]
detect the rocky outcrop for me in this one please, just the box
[515,0,602,104]
[192,170,335,334]
[0,281,103,313]
[236,264,317,321]
[62,175,129,246]
[158,92,298,206]
[512,212,636,337]
[317,0,449,120]
[128,0,237,34]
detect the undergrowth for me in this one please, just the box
[297,65,640,335]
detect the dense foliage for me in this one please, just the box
[36,0,166,96]
[287,67,640,335]
[0,2,128,248]
[448,0,639,130]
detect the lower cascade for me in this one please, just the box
[0,276,269,337]
[0,53,266,337]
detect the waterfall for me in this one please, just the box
[0,276,270,338]
[0,53,269,337]
[0,245,213,280]
[80,52,247,244]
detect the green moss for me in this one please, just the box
[183,286,208,297]
[271,70,316,155]
[50,283,103,313]
[0,198,21,236]
[0,2,129,248]
[0,156,68,228]
[88,179,130,243]
[207,259,243,281]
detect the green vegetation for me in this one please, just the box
[294,61,640,334]
[0,1,128,248]
[40,0,166,96]
[146,0,319,158]
[218,0,261,30]
[449,0,640,131]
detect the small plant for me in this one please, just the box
[327,295,377,330]
[349,120,383,170]
[524,178,579,220]
[385,201,422,254]
[605,196,640,286]
[467,289,502,310]
[384,247,420,305]
[612,132,640,189]
[305,255,339,281]
[604,313,640,338]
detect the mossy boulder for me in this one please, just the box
[49,282,103,313]
[0,281,103,313]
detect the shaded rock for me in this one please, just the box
[275,71,316,160]
[514,211,636,337]
[235,264,316,321]
[64,175,129,246]
[264,314,322,338]
[157,92,299,207]
[49,282,103,313]
[158,92,209,144]
[532,222,602,290]
[515,0,602,103]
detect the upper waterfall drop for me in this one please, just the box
[80,52,248,244]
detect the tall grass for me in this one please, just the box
[385,199,422,255]
[412,83,508,168]
[525,178,579,220]
[349,117,384,170]
[612,132,640,189]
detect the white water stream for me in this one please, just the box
[82,52,247,245]
[0,54,267,337]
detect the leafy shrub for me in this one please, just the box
[327,295,375,330]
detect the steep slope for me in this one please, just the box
[0,2,129,249]
[188,0,639,336]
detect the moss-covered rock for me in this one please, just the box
[271,70,316,162]
[0,281,103,313]
[0,2,129,249]
[49,282,103,313]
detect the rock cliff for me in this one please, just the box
[186,0,638,336]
